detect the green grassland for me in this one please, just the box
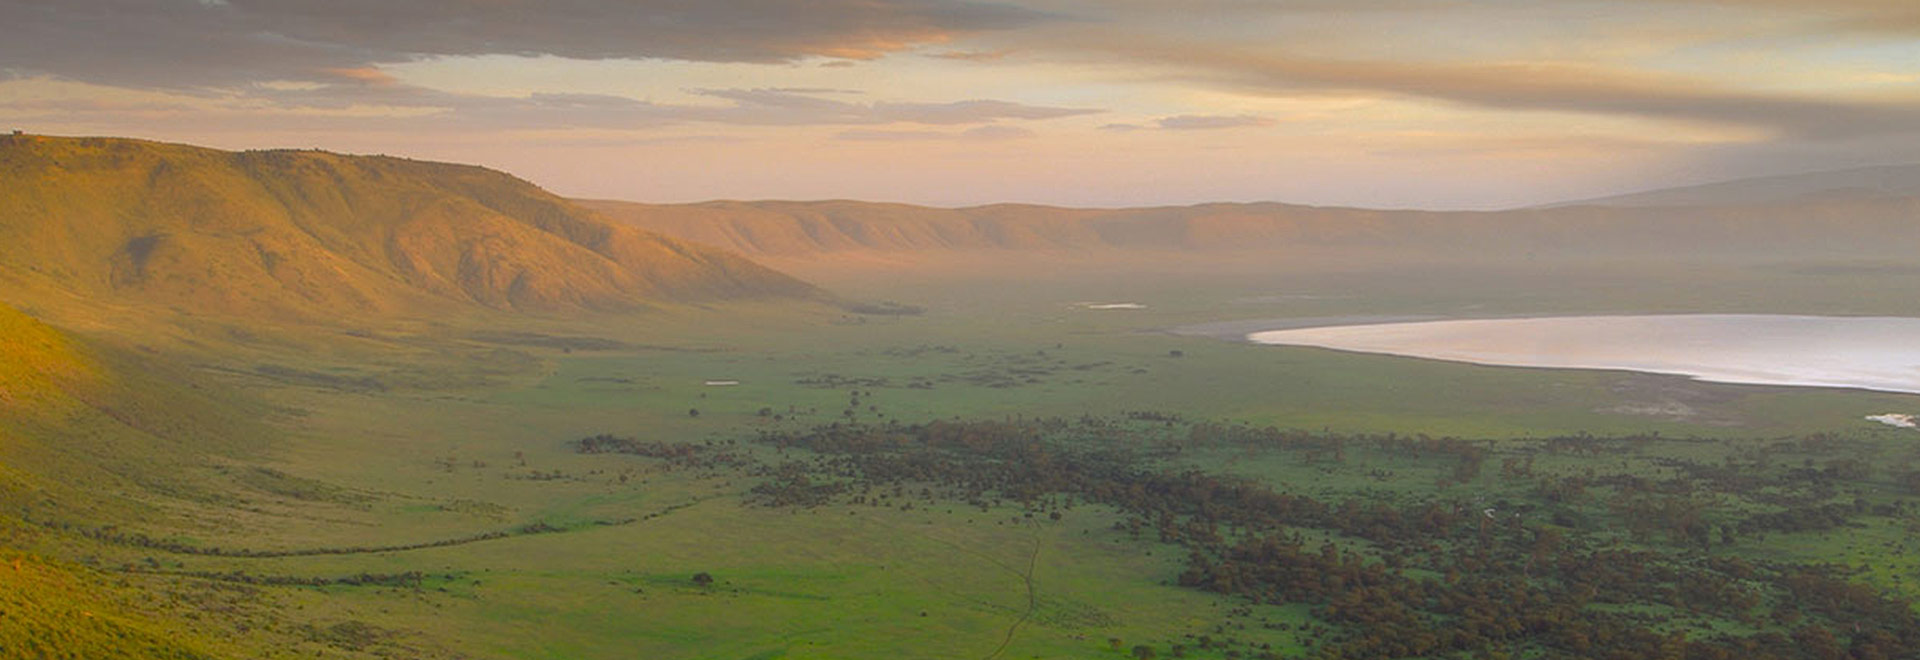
[9,256,1920,658]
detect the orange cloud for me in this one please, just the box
[320,67,400,87]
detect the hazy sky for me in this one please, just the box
[4,0,1919,209]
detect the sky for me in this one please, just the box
[3,1,1919,209]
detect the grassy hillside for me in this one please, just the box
[0,545,223,660]
[0,305,301,658]
[0,134,818,326]
[0,302,97,514]
[0,300,277,530]
[0,297,93,409]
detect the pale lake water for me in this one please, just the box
[1246,314,1920,395]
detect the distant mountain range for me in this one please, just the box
[0,134,818,324]
[1540,164,1920,208]
[582,166,1920,262]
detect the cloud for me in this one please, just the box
[1363,134,1679,159]
[0,78,1093,134]
[1097,116,1272,131]
[1077,0,1920,31]
[402,86,1092,129]
[926,49,1018,61]
[689,88,1098,125]
[762,87,865,95]
[877,99,1097,124]
[1082,38,1920,139]
[0,0,1055,90]
[960,124,1036,140]
[1155,114,1274,130]
[835,129,951,141]
[1618,0,1920,31]
[833,124,1036,141]
[317,67,403,88]
[15,0,1907,142]
[993,1,1920,144]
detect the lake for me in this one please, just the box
[1246,314,1920,395]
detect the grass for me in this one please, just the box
[6,254,1920,657]
[0,549,222,660]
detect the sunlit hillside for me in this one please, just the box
[0,135,818,326]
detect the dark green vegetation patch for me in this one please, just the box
[581,417,1920,659]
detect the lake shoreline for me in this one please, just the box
[1193,314,1920,397]
[1165,315,1452,340]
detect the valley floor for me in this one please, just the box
[10,258,1920,658]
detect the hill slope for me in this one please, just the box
[0,545,226,660]
[0,302,343,658]
[0,298,93,411]
[0,134,818,323]
[0,301,269,519]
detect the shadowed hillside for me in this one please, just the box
[0,302,269,521]
[582,180,1920,263]
[0,134,818,324]
[0,301,398,658]
[0,298,93,411]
